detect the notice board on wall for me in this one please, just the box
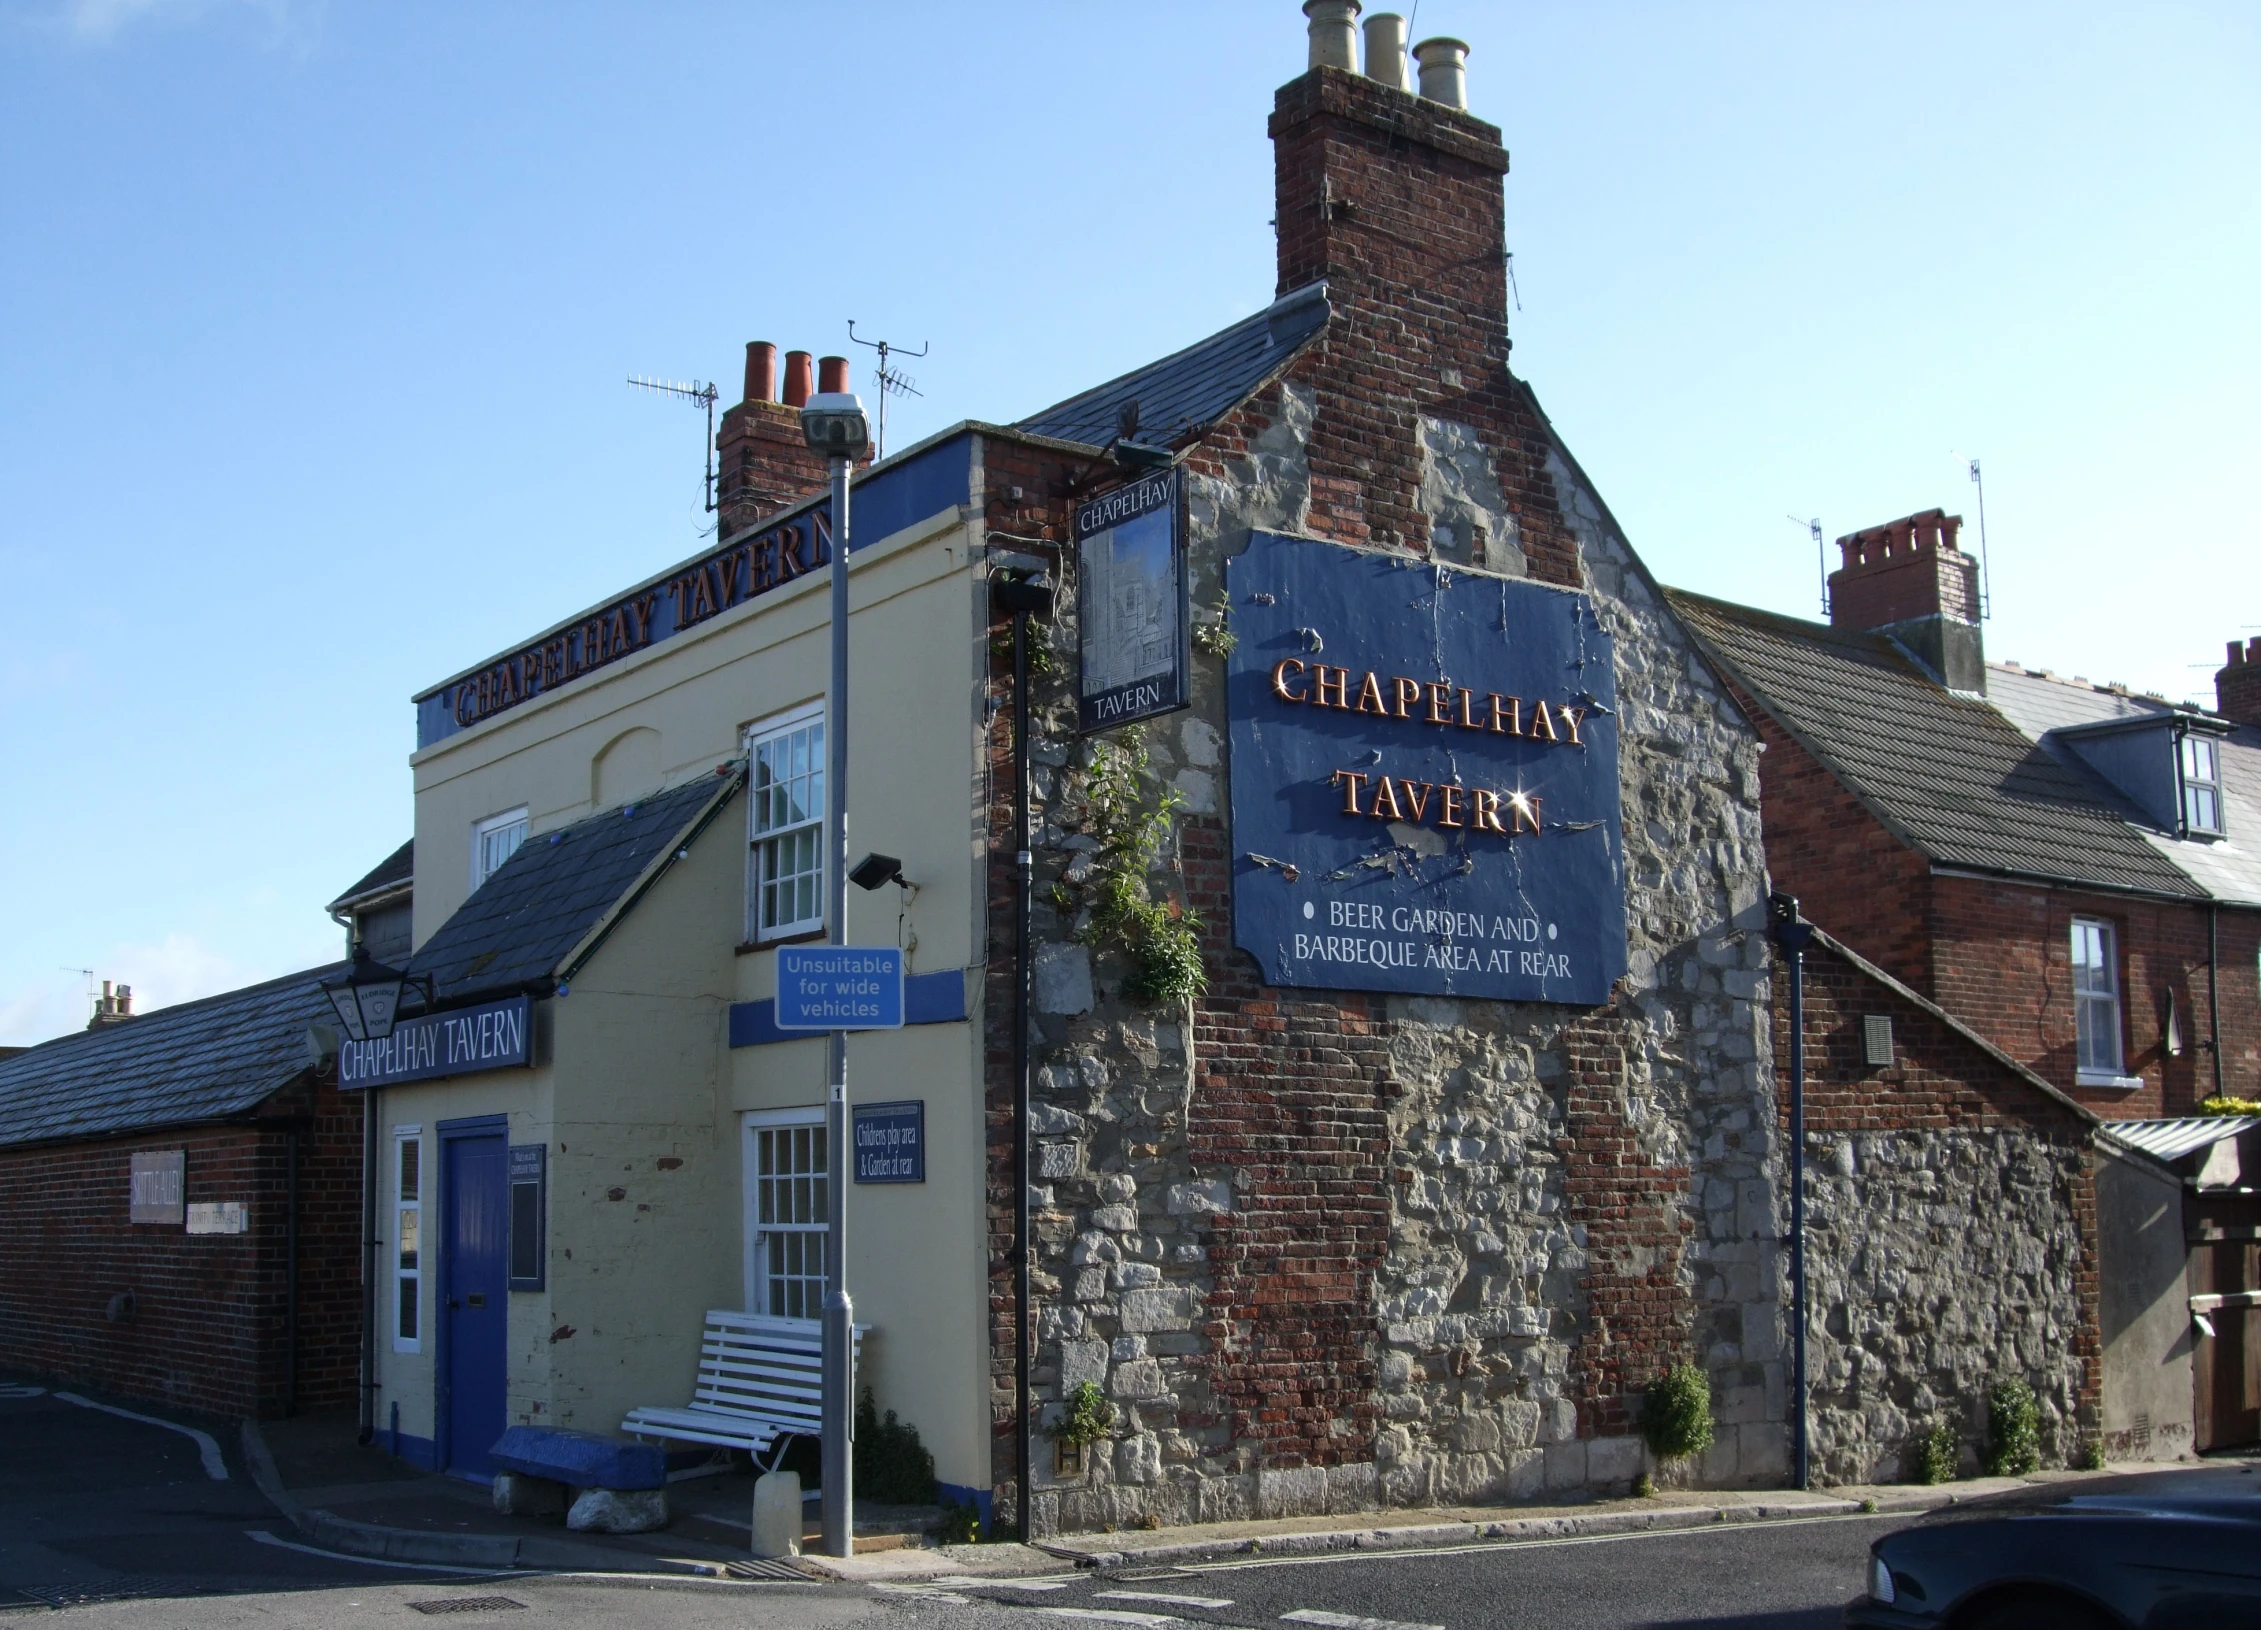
[129,1150,185,1224]
[1224,530,1628,1006]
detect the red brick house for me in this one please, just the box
[1668,517,2259,1460]
[0,967,364,1419]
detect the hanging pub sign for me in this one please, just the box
[1223,530,1628,1006]
[1076,469,1189,734]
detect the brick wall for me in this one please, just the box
[1779,935,2100,1480]
[0,1073,363,1418]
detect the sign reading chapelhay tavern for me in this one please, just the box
[1224,530,1628,1006]
[1077,470,1189,734]
[335,994,534,1090]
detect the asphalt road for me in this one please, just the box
[1,1375,1894,1626]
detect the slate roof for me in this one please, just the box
[407,772,742,1001]
[1987,666,2261,908]
[1666,590,2205,899]
[329,839,413,914]
[0,963,347,1149]
[1016,281,1330,449]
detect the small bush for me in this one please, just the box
[1913,1419,1960,1485]
[935,1498,981,1545]
[855,1387,939,1506]
[1631,1471,1654,1498]
[1052,1380,1117,1451]
[2078,1437,2107,1472]
[1984,1379,2040,1477]
[1638,1362,1715,1463]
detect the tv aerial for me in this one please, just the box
[627,374,720,521]
[848,322,928,461]
[1787,515,1826,617]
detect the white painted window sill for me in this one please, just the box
[2075,1070,2144,1090]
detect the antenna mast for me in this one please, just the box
[627,375,721,516]
[848,322,928,461]
[1967,457,1993,620]
[1789,515,1826,617]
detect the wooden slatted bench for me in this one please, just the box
[621,1310,865,1470]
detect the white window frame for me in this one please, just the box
[2179,732,2225,837]
[746,702,827,943]
[2071,917,2137,1088]
[472,806,529,891]
[392,1126,423,1354]
[741,1107,828,1320]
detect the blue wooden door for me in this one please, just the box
[440,1130,508,1478]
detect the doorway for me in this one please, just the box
[438,1117,509,1478]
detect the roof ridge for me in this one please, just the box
[0,959,350,1068]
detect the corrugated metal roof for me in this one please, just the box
[407,774,739,1001]
[328,839,413,913]
[2102,1116,2259,1163]
[0,963,347,1149]
[1016,282,1330,449]
[1988,666,2261,907]
[1667,590,2204,899]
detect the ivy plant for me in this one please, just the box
[1076,730,1206,1008]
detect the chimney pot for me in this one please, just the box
[817,355,851,396]
[2217,633,2261,726]
[1413,36,1470,109]
[782,350,815,408]
[1362,11,1409,89]
[744,341,777,404]
[1304,0,1361,72]
[117,985,131,1014]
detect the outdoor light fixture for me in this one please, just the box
[319,944,434,1043]
[849,852,907,892]
[799,391,871,461]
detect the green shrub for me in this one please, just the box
[934,1498,981,1545]
[1052,1380,1117,1451]
[1984,1379,2040,1477]
[2078,1437,2107,1472]
[1631,1471,1654,1498]
[1913,1419,1960,1485]
[855,1387,939,1506]
[1638,1362,1715,1463]
[1078,732,1206,1010]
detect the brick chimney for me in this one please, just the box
[1267,11,1582,586]
[714,340,838,535]
[2219,636,2261,726]
[87,980,134,1030]
[1827,508,1986,694]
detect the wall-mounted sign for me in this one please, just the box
[774,946,905,1031]
[853,1100,924,1184]
[1224,530,1627,1006]
[1077,469,1189,734]
[129,1150,185,1224]
[508,1144,546,1291]
[335,995,533,1091]
[186,1202,248,1236]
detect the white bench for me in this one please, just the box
[622,1310,865,1470]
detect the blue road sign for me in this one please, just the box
[853,1099,925,1184]
[773,946,906,1031]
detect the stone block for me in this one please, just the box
[1035,943,1094,1014]
[1093,1204,1139,1232]
[1165,1179,1233,1216]
[1116,1434,1162,1485]
[1110,1358,1166,1400]
[1256,1465,1328,1518]
[1738,1423,1790,1481]
[1119,1286,1203,1332]
[1327,1460,1378,1514]
[1506,1448,1546,1498]
[1029,1104,1087,1135]
[1113,1262,1161,1290]
[1588,1435,1643,1486]
[1060,1339,1109,1391]
[566,1486,669,1534]
[1543,1440,1588,1491]
[1037,1141,1084,1179]
[751,1470,800,1558]
[492,1471,566,1517]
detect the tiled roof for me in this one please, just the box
[1987,667,2261,908]
[1016,282,1329,449]
[329,839,413,913]
[0,963,347,1149]
[407,773,742,1001]
[2103,1116,2258,1164]
[1666,590,2204,899]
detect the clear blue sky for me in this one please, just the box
[3,1,2255,1043]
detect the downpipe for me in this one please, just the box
[1767,892,1813,1492]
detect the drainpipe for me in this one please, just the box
[1767,892,1813,1492]
[286,1126,300,1418]
[992,554,1055,1541]
[2209,903,2224,1101]
[359,1084,380,1445]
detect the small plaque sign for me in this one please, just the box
[186,1201,248,1236]
[853,1100,925,1184]
[774,946,905,1031]
[129,1150,185,1224]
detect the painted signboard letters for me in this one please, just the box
[853,1099,925,1184]
[335,994,533,1091]
[1225,531,1627,1005]
[1077,469,1189,733]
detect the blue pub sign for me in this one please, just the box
[1224,531,1627,1006]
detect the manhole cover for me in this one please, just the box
[725,1558,816,1580]
[405,1598,527,1615]
[18,1578,180,1608]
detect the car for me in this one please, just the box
[1846,1464,2261,1629]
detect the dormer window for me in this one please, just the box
[2180,732,2224,836]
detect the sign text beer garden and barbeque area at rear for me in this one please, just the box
[1224,531,1627,1006]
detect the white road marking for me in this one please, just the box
[243,1530,507,1574]
[1281,1612,1445,1630]
[0,1384,46,1399]
[1178,1511,1901,1575]
[1097,1591,1238,1609]
[56,1391,226,1480]
[937,1576,1075,1590]
[1037,1610,1187,1626]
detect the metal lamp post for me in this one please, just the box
[801,383,870,1560]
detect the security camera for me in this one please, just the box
[850,853,907,892]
